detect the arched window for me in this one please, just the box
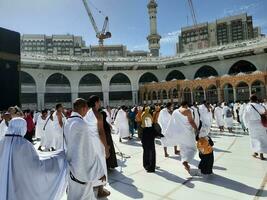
[110,73,131,85]
[20,71,37,107]
[79,73,103,100]
[109,73,132,105]
[152,91,157,100]
[193,86,205,104]
[166,70,185,81]
[79,73,102,86]
[251,80,266,100]
[183,88,192,104]
[228,60,257,75]
[223,83,234,103]
[139,72,158,85]
[194,66,218,79]
[236,82,249,101]
[206,85,218,104]
[45,73,71,106]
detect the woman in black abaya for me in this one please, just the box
[101,110,118,169]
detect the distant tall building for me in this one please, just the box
[21,34,85,56]
[147,0,161,57]
[177,13,262,53]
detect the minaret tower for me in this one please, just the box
[147,0,161,57]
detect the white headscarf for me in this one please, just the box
[7,117,27,136]
[0,118,67,200]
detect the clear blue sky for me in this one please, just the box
[0,0,266,56]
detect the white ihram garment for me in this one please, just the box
[243,103,267,153]
[84,109,107,187]
[214,107,224,127]
[199,104,213,136]
[65,112,105,200]
[35,115,47,145]
[52,112,66,150]
[165,109,197,163]
[190,106,200,129]
[0,120,8,141]
[42,118,55,149]
[158,108,173,147]
[0,117,67,200]
[114,109,130,139]
[223,106,233,128]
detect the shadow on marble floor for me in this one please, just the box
[155,168,195,188]
[108,172,144,199]
[189,174,267,197]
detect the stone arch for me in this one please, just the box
[79,73,102,86]
[223,83,234,103]
[79,73,103,100]
[45,73,71,108]
[183,87,192,104]
[46,73,71,86]
[109,73,132,106]
[236,82,250,102]
[173,88,179,100]
[162,90,168,100]
[206,84,218,104]
[193,86,205,104]
[166,70,185,81]
[228,60,257,75]
[139,72,159,85]
[110,73,131,85]
[194,65,218,79]
[20,71,37,109]
[20,71,36,85]
[251,80,266,100]
[152,91,157,101]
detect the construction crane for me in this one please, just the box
[187,0,197,26]
[187,0,203,44]
[82,0,111,46]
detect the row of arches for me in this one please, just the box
[20,59,259,108]
[167,60,257,80]
[21,71,160,107]
[143,80,266,105]
[22,60,258,87]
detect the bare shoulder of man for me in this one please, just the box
[183,109,191,116]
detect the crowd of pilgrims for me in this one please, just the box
[0,94,266,200]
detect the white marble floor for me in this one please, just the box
[61,121,267,200]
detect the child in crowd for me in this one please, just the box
[196,133,214,175]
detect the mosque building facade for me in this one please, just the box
[19,0,267,109]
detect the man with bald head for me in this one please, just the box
[64,98,106,200]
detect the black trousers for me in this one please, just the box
[142,127,156,172]
[198,152,214,174]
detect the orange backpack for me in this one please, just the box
[197,137,213,155]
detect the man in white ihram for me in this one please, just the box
[243,95,267,160]
[158,103,179,157]
[199,101,213,136]
[64,98,106,200]
[165,101,198,173]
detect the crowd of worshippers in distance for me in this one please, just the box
[0,94,266,199]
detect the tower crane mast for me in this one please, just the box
[188,0,197,26]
